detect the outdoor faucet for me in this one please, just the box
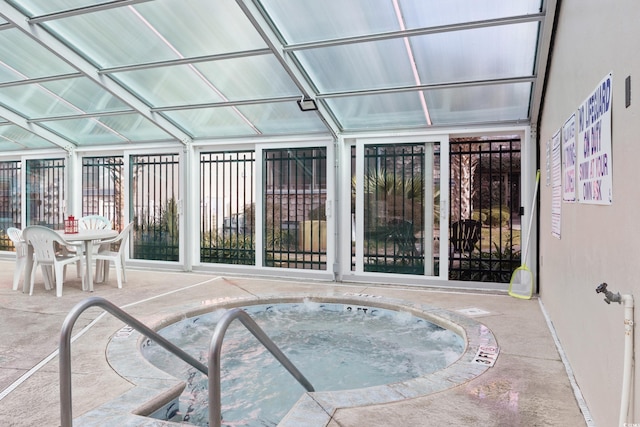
[594,282,635,426]
[596,282,622,304]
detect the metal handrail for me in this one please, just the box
[208,307,314,427]
[59,296,208,427]
[59,297,314,427]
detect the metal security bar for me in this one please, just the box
[449,138,521,282]
[0,160,21,251]
[363,144,426,275]
[82,156,124,231]
[263,148,327,270]
[26,158,65,229]
[130,154,179,261]
[200,151,255,265]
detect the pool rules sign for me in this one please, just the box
[577,73,613,204]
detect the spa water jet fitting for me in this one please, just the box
[594,282,634,427]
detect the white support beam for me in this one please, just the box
[0,3,193,146]
[0,105,74,151]
[529,0,559,127]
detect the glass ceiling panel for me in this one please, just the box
[327,83,532,130]
[133,0,267,58]
[192,56,302,101]
[163,107,263,139]
[237,102,328,135]
[0,28,77,83]
[5,1,116,16]
[259,0,542,44]
[163,102,327,138]
[425,82,532,124]
[259,0,399,44]
[113,66,226,107]
[412,23,539,84]
[295,23,538,96]
[0,77,131,119]
[294,39,415,93]
[41,0,267,68]
[325,92,429,131]
[399,0,542,28]
[40,113,173,145]
[0,124,57,150]
[113,55,300,107]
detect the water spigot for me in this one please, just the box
[596,282,622,304]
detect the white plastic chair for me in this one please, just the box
[92,222,133,289]
[7,227,27,291]
[74,215,113,277]
[22,226,85,297]
[78,215,112,230]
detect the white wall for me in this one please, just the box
[539,1,640,425]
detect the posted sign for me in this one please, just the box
[562,114,576,202]
[551,130,562,238]
[577,74,613,204]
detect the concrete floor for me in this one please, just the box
[0,259,588,427]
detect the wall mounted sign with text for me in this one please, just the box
[577,73,613,205]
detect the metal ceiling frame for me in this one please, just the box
[235,0,341,138]
[0,103,74,151]
[0,1,193,147]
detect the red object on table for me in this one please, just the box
[64,216,78,234]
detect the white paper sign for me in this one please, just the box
[577,73,613,204]
[562,114,576,202]
[551,130,562,238]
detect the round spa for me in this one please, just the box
[101,294,498,427]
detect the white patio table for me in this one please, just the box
[22,228,118,294]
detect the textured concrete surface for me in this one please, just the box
[0,259,588,426]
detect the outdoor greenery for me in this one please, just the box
[449,240,521,283]
[133,197,179,261]
[364,262,424,275]
[265,226,298,251]
[352,168,438,275]
[200,201,256,264]
[479,227,521,251]
[201,233,255,265]
[473,206,511,227]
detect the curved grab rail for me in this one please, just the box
[59,296,208,427]
[60,298,314,427]
[208,308,315,427]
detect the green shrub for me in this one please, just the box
[449,242,520,283]
[201,233,255,264]
[480,206,510,227]
[471,211,488,223]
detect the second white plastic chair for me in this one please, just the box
[78,215,112,230]
[92,222,133,289]
[77,215,113,279]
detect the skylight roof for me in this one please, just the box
[0,0,552,152]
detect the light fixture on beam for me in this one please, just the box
[297,96,318,112]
